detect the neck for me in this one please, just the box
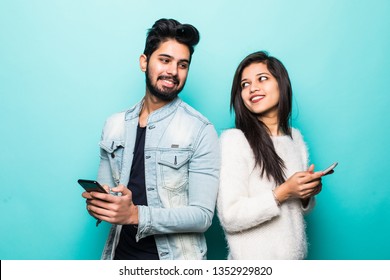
[259,115,280,136]
[139,91,171,127]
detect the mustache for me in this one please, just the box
[158,75,179,84]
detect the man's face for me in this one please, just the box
[142,39,191,101]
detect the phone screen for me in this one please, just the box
[77,179,108,193]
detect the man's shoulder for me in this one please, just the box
[101,111,126,140]
[101,101,141,139]
[105,111,126,124]
[105,100,142,125]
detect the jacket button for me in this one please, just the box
[145,155,151,159]
[148,125,156,129]
[111,153,115,158]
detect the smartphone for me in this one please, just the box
[322,162,338,176]
[77,179,108,193]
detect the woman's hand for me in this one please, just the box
[274,164,323,204]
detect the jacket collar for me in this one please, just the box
[124,97,182,123]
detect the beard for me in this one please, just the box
[145,67,186,102]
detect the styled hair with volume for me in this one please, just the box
[143,18,200,62]
[230,51,293,186]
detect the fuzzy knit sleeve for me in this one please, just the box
[291,128,309,170]
[217,129,280,233]
[292,128,316,213]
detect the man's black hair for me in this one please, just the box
[143,18,200,61]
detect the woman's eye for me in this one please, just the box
[241,82,250,88]
[259,76,267,81]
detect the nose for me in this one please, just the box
[166,63,178,76]
[250,81,259,93]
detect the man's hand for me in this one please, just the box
[83,184,139,225]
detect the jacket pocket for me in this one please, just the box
[100,140,125,184]
[158,151,190,191]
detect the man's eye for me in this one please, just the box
[179,63,188,69]
[161,58,170,63]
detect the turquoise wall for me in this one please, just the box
[1,0,389,260]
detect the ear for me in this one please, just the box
[139,54,147,72]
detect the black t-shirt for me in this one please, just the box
[114,125,159,260]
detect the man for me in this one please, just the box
[82,18,220,260]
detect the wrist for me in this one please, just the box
[274,183,290,205]
[128,204,139,225]
[272,190,281,206]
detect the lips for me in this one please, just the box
[250,95,265,103]
[158,75,179,88]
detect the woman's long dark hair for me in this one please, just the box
[231,51,293,186]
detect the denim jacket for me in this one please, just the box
[97,97,220,260]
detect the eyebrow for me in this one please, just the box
[158,54,190,64]
[241,72,270,83]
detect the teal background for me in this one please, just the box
[1,0,389,260]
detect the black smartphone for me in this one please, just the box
[322,162,338,176]
[77,179,108,193]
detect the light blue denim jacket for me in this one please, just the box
[97,97,220,260]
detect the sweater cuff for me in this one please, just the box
[302,196,316,213]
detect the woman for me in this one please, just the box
[217,51,323,259]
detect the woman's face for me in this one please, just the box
[240,62,280,120]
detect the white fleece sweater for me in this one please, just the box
[217,128,315,260]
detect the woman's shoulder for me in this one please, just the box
[291,127,304,140]
[290,127,308,148]
[220,128,247,143]
[219,128,252,153]
[219,129,254,164]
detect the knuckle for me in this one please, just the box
[112,204,120,212]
